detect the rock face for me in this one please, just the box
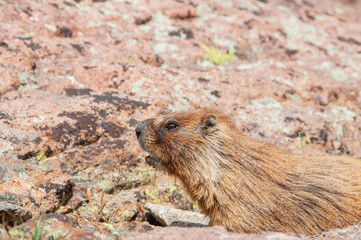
[0,0,361,239]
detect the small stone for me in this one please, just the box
[314,94,328,106]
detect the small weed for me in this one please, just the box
[86,188,111,222]
[97,199,108,216]
[21,199,30,208]
[128,57,136,64]
[110,205,121,223]
[31,217,45,240]
[0,167,5,184]
[200,44,235,65]
[87,188,93,206]
[297,132,311,155]
[192,200,201,213]
[97,189,109,222]
[35,152,47,164]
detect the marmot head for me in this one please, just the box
[135,108,235,175]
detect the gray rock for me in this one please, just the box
[144,203,210,227]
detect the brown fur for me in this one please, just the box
[135,108,361,236]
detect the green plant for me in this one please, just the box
[35,152,47,164]
[200,44,235,65]
[31,217,45,240]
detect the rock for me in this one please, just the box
[31,171,74,206]
[75,184,194,224]
[64,232,98,240]
[113,221,155,237]
[0,201,32,225]
[144,203,209,227]
[310,222,361,240]
[124,226,304,240]
[74,220,154,238]
[0,171,74,214]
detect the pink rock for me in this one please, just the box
[125,226,303,240]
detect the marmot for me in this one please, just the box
[135,108,361,236]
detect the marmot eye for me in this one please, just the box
[166,122,178,130]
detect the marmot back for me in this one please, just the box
[136,108,361,236]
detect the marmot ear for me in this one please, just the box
[201,114,217,133]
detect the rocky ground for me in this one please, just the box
[0,0,360,239]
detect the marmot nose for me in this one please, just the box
[135,122,145,139]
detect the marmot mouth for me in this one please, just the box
[145,155,160,166]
